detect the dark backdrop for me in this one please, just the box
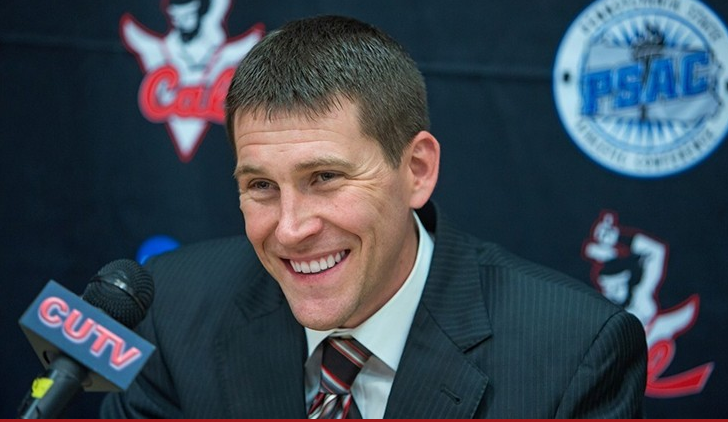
[2,0,726,418]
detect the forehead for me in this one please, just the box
[232,99,366,144]
[232,104,389,179]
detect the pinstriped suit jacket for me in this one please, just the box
[100,202,646,418]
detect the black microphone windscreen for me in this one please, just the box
[82,259,154,329]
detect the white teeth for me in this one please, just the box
[310,260,321,273]
[291,251,346,274]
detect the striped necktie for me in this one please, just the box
[308,337,372,419]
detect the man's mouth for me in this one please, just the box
[290,250,348,274]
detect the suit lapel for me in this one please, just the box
[384,306,490,418]
[215,268,307,418]
[385,204,492,418]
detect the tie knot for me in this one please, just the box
[319,337,372,395]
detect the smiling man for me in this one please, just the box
[101,15,647,418]
[232,99,436,331]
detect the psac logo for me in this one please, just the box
[582,211,714,398]
[120,0,264,162]
[553,0,728,177]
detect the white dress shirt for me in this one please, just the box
[304,211,435,418]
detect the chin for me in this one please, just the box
[290,303,352,331]
[294,315,342,331]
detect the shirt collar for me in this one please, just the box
[305,210,434,371]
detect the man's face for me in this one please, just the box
[233,100,420,330]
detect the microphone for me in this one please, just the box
[17,259,156,419]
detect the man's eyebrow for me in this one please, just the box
[294,156,355,172]
[233,164,264,179]
[233,156,355,179]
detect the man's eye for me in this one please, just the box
[317,172,338,182]
[250,180,272,190]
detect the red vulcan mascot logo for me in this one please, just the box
[120,0,264,162]
[583,211,714,398]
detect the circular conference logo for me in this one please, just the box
[553,0,728,177]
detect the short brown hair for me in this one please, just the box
[225,15,429,167]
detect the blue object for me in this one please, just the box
[136,235,180,265]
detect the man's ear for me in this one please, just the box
[403,130,440,209]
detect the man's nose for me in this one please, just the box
[275,191,323,246]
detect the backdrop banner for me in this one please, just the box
[2,0,726,418]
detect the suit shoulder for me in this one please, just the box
[476,241,622,317]
[149,235,252,264]
[147,235,258,274]
[144,235,266,305]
